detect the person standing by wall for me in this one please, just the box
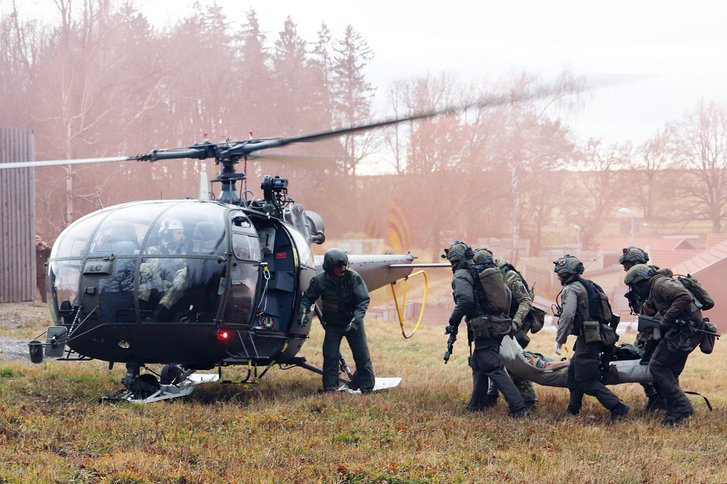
[35,235,51,303]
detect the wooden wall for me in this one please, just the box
[0,128,36,302]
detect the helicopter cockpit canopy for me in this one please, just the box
[52,201,235,259]
[47,200,260,329]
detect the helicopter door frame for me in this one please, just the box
[248,216,297,334]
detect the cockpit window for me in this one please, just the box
[89,217,142,256]
[143,204,226,256]
[229,211,256,234]
[53,213,104,258]
[54,202,232,260]
[48,200,234,325]
[231,233,260,261]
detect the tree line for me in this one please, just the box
[1,0,726,257]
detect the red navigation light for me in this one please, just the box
[216,329,231,342]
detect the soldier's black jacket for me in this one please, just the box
[644,274,703,328]
[299,269,370,326]
[644,274,704,353]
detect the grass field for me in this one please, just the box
[0,302,725,483]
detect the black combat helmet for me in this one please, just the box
[473,247,495,268]
[322,248,349,272]
[553,254,584,276]
[619,246,650,266]
[624,263,656,286]
[442,241,472,264]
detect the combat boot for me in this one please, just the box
[610,402,630,423]
[644,395,667,412]
[663,411,692,426]
[508,408,528,419]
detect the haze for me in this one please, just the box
[2,0,727,281]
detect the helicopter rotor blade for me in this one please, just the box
[3,79,578,169]
[239,83,567,156]
[0,155,133,170]
[245,152,337,163]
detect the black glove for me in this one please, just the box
[445,324,458,336]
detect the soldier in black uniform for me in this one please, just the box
[299,248,375,393]
[619,246,669,411]
[553,254,629,422]
[624,264,704,425]
[484,253,539,408]
[444,242,527,418]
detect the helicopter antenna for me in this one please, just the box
[198,167,210,200]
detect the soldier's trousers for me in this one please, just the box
[567,336,622,413]
[322,323,375,392]
[487,372,538,405]
[635,330,663,401]
[649,339,693,415]
[469,336,525,413]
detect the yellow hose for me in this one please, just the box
[390,270,429,339]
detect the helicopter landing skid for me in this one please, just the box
[338,377,402,394]
[103,373,220,404]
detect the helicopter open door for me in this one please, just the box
[223,212,260,329]
[220,212,316,366]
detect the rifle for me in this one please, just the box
[638,314,721,337]
[443,325,458,363]
[624,290,643,315]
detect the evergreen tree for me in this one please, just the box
[331,25,374,176]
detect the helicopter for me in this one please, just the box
[1,86,565,402]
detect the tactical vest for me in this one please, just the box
[575,278,618,346]
[320,271,356,325]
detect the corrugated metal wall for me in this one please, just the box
[0,128,36,302]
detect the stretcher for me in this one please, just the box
[499,335,653,388]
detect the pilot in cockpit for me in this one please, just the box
[138,217,189,321]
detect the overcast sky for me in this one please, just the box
[17,0,727,149]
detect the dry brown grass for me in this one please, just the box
[0,302,726,483]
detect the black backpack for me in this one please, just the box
[675,274,714,311]
[468,265,511,315]
[578,277,614,324]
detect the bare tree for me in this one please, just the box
[670,101,727,233]
[462,72,581,258]
[635,124,678,219]
[382,80,412,175]
[569,139,632,249]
